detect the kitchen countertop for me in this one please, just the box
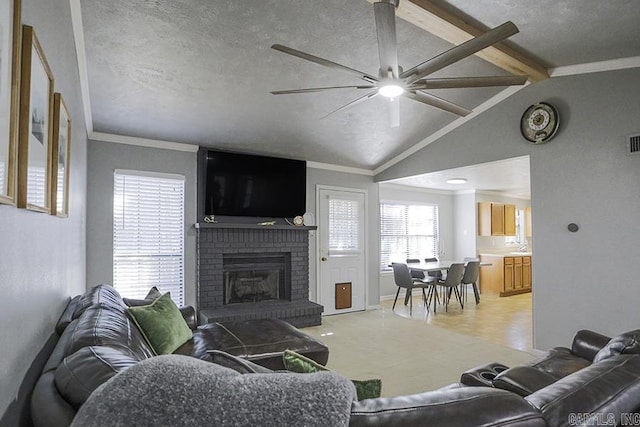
[478,252,532,257]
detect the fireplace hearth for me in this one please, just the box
[196,223,323,327]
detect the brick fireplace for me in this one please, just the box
[196,223,323,327]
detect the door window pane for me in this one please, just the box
[329,198,359,254]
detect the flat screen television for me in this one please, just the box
[201,149,306,218]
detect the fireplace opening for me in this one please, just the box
[223,253,291,305]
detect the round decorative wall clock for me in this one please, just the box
[520,102,560,144]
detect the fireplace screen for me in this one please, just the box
[223,254,290,304]
[225,269,282,304]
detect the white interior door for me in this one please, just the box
[317,187,366,315]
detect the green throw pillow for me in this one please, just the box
[127,292,193,355]
[282,349,382,400]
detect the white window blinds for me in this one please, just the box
[113,170,185,306]
[329,198,360,254]
[380,203,439,270]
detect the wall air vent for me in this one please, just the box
[627,134,640,156]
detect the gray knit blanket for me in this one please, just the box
[71,354,356,426]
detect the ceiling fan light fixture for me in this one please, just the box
[378,84,404,98]
[446,178,467,184]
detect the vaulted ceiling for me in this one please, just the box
[77,0,640,172]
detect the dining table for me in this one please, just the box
[390,259,491,308]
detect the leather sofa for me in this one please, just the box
[65,328,640,427]
[30,284,329,427]
[32,283,640,427]
[350,329,640,426]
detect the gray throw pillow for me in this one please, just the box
[123,287,166,307]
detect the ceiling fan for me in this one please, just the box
[270,0,528,127]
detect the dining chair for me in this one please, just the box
[424,257,443,280]
[391,263,431,315]
[461,261,481,305]
[406,258,426,280]
[435,263,465,312]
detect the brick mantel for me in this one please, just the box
[195,222,317,231]
[195,223,322,327]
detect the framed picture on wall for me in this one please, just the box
[51,92,70,217]
[0,0,21,205]
[17,25,54,213]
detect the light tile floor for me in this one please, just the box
[383,290,533,352]
[303,290,535,396]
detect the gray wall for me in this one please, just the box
[306,168,380,308]
[86,141,197,307]
[452,192,477,260]
[0,0,88,421]
[376,68,640,350]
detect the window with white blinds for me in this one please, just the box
[329,198,360,255]
[113,170,185,306]
[380,203,439,271]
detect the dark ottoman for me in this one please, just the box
[175,318,329,370]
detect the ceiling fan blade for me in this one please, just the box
[271,44,378,84]
[402,22,520,85]
[374,1,399,79]
[388,97,400,128]
[410,75,528,90]
[405,91,472,116]
[271,85,376,95]
[321,90,379,119]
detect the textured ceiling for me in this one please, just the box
[79,0,640,171]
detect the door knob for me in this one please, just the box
[321,257,327,261]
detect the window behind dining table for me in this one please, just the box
[380,203,439,271]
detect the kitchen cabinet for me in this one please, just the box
[503,256,514,291]
[479,254,532,296]
[513,257,523,290]
[477,202,516,237]
[525,207,532,238]
[504,204,516,236]
[522,256,532,289]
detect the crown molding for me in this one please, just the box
[90,132,199,152]
[306,161,374,176]
[476,190,531,200]
[379,182,453,195]
[550,55,640,77]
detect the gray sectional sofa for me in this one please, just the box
[31,284,329,426]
